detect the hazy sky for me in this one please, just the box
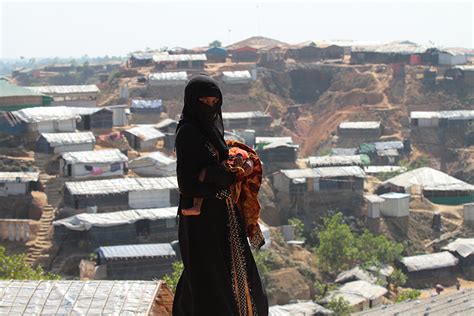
[1,0,473,59]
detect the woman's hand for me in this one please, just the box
[242,159,254,177]
[182,209,201,216]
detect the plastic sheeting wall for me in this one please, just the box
[53,143,95,154]
[54,220,178,247]
[31,119,76,133]
[0,182,28,196]
[129,189,171,209]
[380,196,410,217]
[59,160,125,178]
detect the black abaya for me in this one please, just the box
[172,76,268,316]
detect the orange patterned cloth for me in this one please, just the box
[225,140,263,239]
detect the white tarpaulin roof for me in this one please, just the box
[0,172,39,183]
[68,107,111,116]
[155,118,177,130]
[382,167,474,192]
[339,121,381,129]
[308,155,363,167]
[222,71,252,83]
[442,238,474,258]
[41,132,96,146]
[28,85,99,95]
[97,243,176,260]
[222,111,270,119]
[364,166,406,174]
[0,280,161,315]
[152,54,207,62]
[61,149,128,164]
[130,151,176,167]
[324,280,387,306]
[400,251,459,272]
[269,301,333,315]
[65,176,178,195]
[149,72,187,81]
[54,207,177,231]
[255,136,297,150]
[281,166,365,179]
[13,106,79,123]
[131,99,163,109]
[410,110,474,120]
[125,126,165,141]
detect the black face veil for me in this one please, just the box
[176,75,228,161]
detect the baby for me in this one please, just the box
[181,147,253,216]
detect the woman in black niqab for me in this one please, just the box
[173,75,268,316]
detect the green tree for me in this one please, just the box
[388,269,407,293]
[0,247,59,280]
[209,40,222,48]
[315,213,404,274]
[355,230,404,267]
[326,296,351,315]
[163,261,184,293]
[288,217,304,240]
[316,213,356,273]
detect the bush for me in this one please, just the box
[288,217,304,240]
[163,261,184,293]
[326,296,351,315]
[396,289,421,302]
[0,247,59,280]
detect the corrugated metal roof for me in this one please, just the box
[13,106,79,123]
[149,72,188,81]
[222,111,271,119]
[28,85,99,95]
[400,251,459,272]
[442,238,474,258]
[131,99,163,109]
[54,207,177,231]
[97,243,176,260]
[152,54,207,62]
[65,176,178,195]
[61,149,128,164]
[0,172,39,183]
[41,132,96,146]
[0,280,161,315]
[269,301,333,315]
[125,126,165,141]
[354,288,474,316]
[339,121,381,129]
[0,81,44,97]
[382,167,474,192]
